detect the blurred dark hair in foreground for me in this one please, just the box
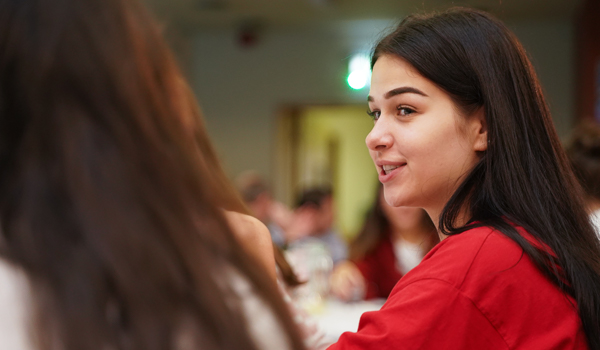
[0,0,304,349]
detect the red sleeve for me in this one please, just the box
[327,279,508,350]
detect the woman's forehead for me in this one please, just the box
[370,56,434,99]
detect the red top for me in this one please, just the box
[329,226,589,349]
[354,234,403,299]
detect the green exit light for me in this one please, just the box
[347,54,371,90]
[348,71,369,90]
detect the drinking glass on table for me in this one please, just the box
[286,239,334,313]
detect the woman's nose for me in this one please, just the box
[366,119,393,151]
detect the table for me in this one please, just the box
[308,298,385,344]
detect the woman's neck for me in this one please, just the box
[427,206,471,241]
[391,226,430,245]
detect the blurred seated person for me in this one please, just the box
[235,171,294,247]
[288,187,348,265]
[330,187,438,301]
[566,121,600,234]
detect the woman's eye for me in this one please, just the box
[367,109,381,121]
[398,106,415,116]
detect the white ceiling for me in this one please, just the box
[144,0,583,31]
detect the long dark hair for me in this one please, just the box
[0,0,304,349]
[372,8,600,348]
[349,186,436,261]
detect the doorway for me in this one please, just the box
[274,105,379,239]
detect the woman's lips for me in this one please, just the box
[378,163,406,183]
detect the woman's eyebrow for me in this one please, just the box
[368,86,428,102]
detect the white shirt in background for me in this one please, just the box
[393,238,425,275]
[591,209,600,239]
[0,260,32,350]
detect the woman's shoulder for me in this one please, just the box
[223,211,277,280]
[398,225,531,290]
[429,225,522,259]
[223,211,269,239]
[398,224,565,300]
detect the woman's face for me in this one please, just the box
[366,55,486,219]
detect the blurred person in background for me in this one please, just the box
[234,171,304,289]
[235,171,294,247]
[0,0,306,349]
[330,8,600,349]
[330,186,438,301]
[566,121,600,234]
[288,187,348,265]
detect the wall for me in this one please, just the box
[508,20,575,135]
[188,17,575,185]
[189,20,396,180]
[297,106,378,237]
[575,0,600,121]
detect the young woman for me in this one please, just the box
[0,0,305,349]
[329,8,600,350]
[330,187,437,301]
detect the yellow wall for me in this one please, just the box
[298,105,379,239]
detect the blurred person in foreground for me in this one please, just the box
[329,7,600,349]
[330,186,438,301]
[288,187,348,265]
[0,0,305,349]
[566,121,600,234]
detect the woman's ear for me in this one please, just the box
[470,107,488,152]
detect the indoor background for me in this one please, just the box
[142,0,600,239]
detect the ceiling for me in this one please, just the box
[144,0,584,31]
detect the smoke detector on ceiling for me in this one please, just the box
[236,19,264,49]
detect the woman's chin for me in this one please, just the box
[383,192,410,208]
